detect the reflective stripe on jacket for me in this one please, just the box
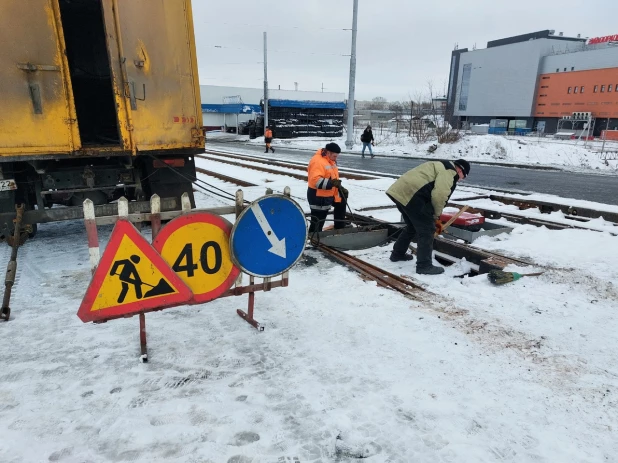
[386,161,458,220]
[307,149,341,210]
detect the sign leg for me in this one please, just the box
[139,313,148,362]
[236,276,264,331]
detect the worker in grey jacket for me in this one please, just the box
[386,159,470,275]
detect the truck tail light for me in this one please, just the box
[153,158,185,168]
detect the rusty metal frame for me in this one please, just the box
[0,204,25,321]
[317,244,425,299]
[487,194,618,223]
[0,197,179,226]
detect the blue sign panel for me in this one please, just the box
[230,195,307,278]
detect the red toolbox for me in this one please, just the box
[439,211,485,227]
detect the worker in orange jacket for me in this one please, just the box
[264,126,275,153]
[307,142,348,233]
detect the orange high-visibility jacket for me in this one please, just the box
[307,149,341,210]
[264,128,273,138]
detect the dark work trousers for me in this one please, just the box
[388,196,435,270]
[308,198,347,233]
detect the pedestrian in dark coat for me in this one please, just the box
[360,126,374,158]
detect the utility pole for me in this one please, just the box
[345,0,359,150]
[263,32,269,129]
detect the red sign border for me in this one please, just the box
[152,212,241,303]
[77,220,193,323]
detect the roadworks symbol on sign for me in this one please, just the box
[77,220,193,323]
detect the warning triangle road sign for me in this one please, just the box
[77,220,193,323]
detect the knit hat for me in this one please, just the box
[453,159,471,177]
[325,142,341,154]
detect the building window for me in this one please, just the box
[556,69,560,72]
[601,85,606,93]
[609,85,613,92]
[581,86,584,93]
[574,87,578,94]
[542,76,550,80]
[594,85,598,93]
[564,68,567,72]
[538,103,546,106]
[458,64,472,111]
[571,67,575,71]
[541,85,549,88]
[568,87,572,94]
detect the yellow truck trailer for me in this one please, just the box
[0,0,204,235]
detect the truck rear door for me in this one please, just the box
[101,0,203,153]
[0,0,79,156]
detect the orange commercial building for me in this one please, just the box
[534,68,618,118]
[447,30,618,135]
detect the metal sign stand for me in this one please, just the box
[81,190,295,360]
[83,194,194,362]
[231,188,290,331]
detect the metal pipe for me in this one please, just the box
[139,313,148,362]
[1,204,25,321]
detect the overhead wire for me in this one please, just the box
[145,153,250,205]
[148,153,405,252]
[210,44,350,57]
[202,20,351,32]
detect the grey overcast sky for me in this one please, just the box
[192,0,616,102]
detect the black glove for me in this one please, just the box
[331,179,342,188]
[340,186,349,198]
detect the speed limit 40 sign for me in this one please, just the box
[153,212,240,303]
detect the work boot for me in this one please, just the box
[271,148,275,153]
[390,252,414,262]
[264,149,268,153]
[416,265,445,275]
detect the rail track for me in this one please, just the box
[316,244,427,300]
[197,149,618,232]
[194,154,608,298]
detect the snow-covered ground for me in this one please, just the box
[1,158,617,462]
[208,130,618,173]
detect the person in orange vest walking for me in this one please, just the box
[264,126,275,153]
[307,142,348,233]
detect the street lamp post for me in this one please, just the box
[345,0,358,150]
[263,31,269,129]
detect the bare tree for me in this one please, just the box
[407,92,431,143]
[388,101,404,134]
[427,80,460,144]
[367,96,387,110]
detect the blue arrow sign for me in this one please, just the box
[230,195,308,278]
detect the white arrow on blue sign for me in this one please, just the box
[230,195,308,278]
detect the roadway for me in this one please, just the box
[207,140,618,206]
